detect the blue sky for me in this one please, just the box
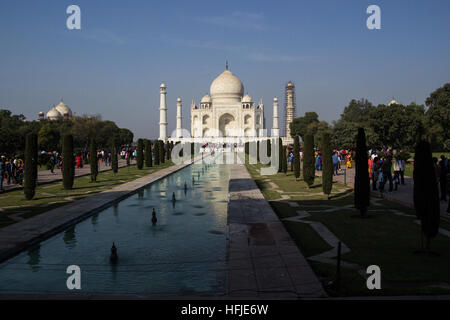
[1,0,449,139]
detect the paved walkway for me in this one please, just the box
[316,166,450,220]
[226,163,327,299]
[0,159,189,264]
[2,159,136,192]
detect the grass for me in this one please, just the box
[0,161,174,229]
[246,161,450,297]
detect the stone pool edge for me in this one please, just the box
[0,159,199,264]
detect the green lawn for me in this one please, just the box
[0,161,173,229]
[247,162,450,297]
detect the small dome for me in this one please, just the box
[177,97,182,102]
[201,94,212,103]
[55,101,73,117]
[242,94,253,103]
[46,107,62,120]
[160,82,166,88]
[388,98,398,106]
[210,69,244,103]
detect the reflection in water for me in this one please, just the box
[137,189,144,199]
[0,162,229,296]
[26,245,41,272]
[63,225,77,249]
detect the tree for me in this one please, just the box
[24,133,38,200]
[293,135,300,180]
[112,144,118,174]
[282,145,287,175]
[90,138,98,182]
[290,112,319,139]
[425,83,450,151]
[137,138,144,169]
[278,138,283,172]
[354,128,370,217]
[303,134,315,188]
[159,140,165,164]
[154,140,160,165]
[166,141,171,161]
[267,139,271,158]
[38,123,60,151]
[145,140,152,167]
[322,132,333,199]
[257,141,260,163]
[62,134,75,189]
[413,140,440,252]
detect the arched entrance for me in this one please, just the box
[218,113,235,137]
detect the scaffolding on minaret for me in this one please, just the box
[284,81,296,139]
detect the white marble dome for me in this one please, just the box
[210,69,244,104]
[201,94,212,103]
[242,93,253,103]
[55,101,73,117]
[46,107,63,120]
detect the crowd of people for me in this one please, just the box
[0,156,25,190]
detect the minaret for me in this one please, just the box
[285,81,295,139]
[159,82,168,141]
[258,99,265,137]
[272,97,279,137]
[176,97,182,138]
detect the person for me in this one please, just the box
[393,157,401,191]
[368,156,373,180]
[76,154,82,169]
[439,155,447,201]
[289,152,294,171]
[380,156,393,193]
[399,157,406,185]
[49,155,55,173]
[372,157,380,191]
[332,152,339,175]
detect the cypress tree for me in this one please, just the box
[154,140,160,165]
[267,139,271,158]
[245,142,249,155]
[354,128,370,217]
[293,135,300,180]
[137,138,144,169]
[257,141,260,163]
[303,133,315,188]
[24,133,38,200]
[90,138,98,182]
[278,138,283,173]
[166,141,171,161]
[112,145,118,174]
[62,134,75,189]
[413,140,440,252]
[145,139,152,167]
[282,145,288,175]
[159,140,165,164]
[322,132,333,199]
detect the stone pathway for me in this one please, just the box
[2,159,136,193]
[227,164,327,299]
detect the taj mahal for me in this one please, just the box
[159,63,296,145]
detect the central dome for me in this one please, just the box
[210,69,244,104]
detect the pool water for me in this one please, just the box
[0,163,230,297]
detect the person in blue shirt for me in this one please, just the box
[332,152,339,175]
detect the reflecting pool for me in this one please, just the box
[0,163,230,297]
